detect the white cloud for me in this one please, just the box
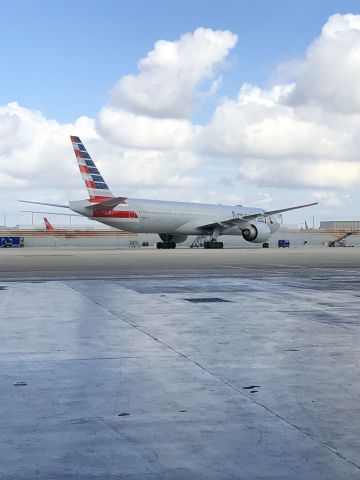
[0,101,203,210]
[287,13,360,114]
[94,144,203,190]
[238,159,360,189]
[110,28,237,118]
[196,14,360,190]
[97,106,196,150]
[0,103,76,190]
[95,27,236,188]
[197,83,354,163]
[197,84,348,159]
[311,190,352,208]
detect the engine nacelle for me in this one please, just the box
[242,222,271,243]
[159,233,188,244]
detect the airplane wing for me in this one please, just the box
[243,202,319,221]
[18,200,69,208]
[199,202,318,230]
[85,196,128,210]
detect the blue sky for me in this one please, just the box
[2,0,359,122]
[2,1,360,227]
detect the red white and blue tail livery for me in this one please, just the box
[43,217,55,231]
[19,136,318,249]
[70,136,113,202]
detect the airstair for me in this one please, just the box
[190,235,205,248]
[328,231,353,247]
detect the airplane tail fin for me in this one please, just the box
[70,136,114,202]
[44,217,55,231]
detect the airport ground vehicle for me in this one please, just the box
[278,240,290,248]
[0,236,24,248]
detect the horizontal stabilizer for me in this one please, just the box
[85,196,128,210]
[18,200,69,208]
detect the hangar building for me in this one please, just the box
[320,221,360,230]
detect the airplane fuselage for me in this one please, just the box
[69,198,280,237]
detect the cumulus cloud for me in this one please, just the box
[109,28,237,118]
[311,190,352,208]
[238,159,360,189]
[197,83,355,162]
[0,102,92,191]
[94,143,203,190]
[97,106,196,150]
[197,14,360,191]
[95,27,237,185]
[287,14,360,113]
[0,101,203,211]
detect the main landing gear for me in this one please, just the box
[190,236,223,249]
[204,239,223,249]
[156,241,176,249]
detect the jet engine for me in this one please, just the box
[242,222,271,243]
[159,233,188,244]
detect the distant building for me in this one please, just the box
[320,221,360,230]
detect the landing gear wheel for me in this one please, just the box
[190,236,224,249]
[204,240,223,249]
[156,242,176,249]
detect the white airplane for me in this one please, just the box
[21,135,317,249]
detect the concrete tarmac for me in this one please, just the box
[1,246,360,479]
[0,245,360,279]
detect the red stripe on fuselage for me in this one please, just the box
[93,210,138,218]
[79,165,90,173]
[75,150,83,158]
